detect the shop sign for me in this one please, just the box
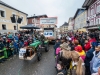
[40,17,57,24]
[0,19,11,23]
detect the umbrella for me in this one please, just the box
[20,24,40,29]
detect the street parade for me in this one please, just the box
[0,0,100,75]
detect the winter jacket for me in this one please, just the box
[84,48,95,66]
[0,42,4,50]
[54,42,60,56]
[14,36,19,41]
[57,51,72,69]
[24,41,28,46]
[57,69,67,75]
[19,41,23,48]
[13,42,18,49]
[54,42,61,50]
[56,47,61,55]
[84,38,96,51]
[90,51,100,74]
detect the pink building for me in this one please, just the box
[83,0,100,30]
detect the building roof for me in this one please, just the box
[73,8,86,19]
[0,1,28,15]
[68,17,73,23]
[27,14,48,19]
[61,22,68,26]
[82,0,95,8]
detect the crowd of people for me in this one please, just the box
[0,31,44,62]
[54,31,100,75]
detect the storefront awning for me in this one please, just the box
[83,25,100,30]
[20,24,40,29]
[78,28,87,32]
[87,26,99,30]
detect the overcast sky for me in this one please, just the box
[2,0,85,27]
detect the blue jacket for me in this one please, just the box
[90,51,100,73]
[19,41,23,48]
[54,42,60,50]
[54,42,61,56]
[85,48,95,66]
[14,36,19,41]
[13,42,18,48]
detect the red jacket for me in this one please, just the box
[24,41,28,46]
[84,38,96,51]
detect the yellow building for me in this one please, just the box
[0,1,28,33]
[60,22,68,33]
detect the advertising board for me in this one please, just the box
[40,17,57,24]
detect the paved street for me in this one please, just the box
[0,45,56,75]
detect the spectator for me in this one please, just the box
[92,67,100,75]
[57,61,67,75]
[84,34,96,52]
[54,39,61,56]
[85,42,97,75]
[90,45,100,74]
[13,40,19,54]
[71,51,85,75]
[57,42,72,70]
[74,40,86,61]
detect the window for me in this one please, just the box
[0,10,5,17]
[2,24,6,30]
[98,18,100,24]
[32,19,34,23]
[20,15,24,23]
[14,26,17,30]
[97,4,100,13]
[91,9,94,15]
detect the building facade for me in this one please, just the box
[73,8,87,30]
[27,15,57,32]
[27,15,48,28]
[0,1,28,33]
[83,0,100,30]
[60,22,68,33]
[68,17,74,30]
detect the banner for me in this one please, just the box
[44,31,53,37]
[40,17,57,24]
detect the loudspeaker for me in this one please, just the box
[10,16,16,23]
[17,17,23,23]
[86,21,90,24]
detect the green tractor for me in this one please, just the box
[19,40,49,61]
[29,40,49,61]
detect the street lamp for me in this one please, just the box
[86,20,90,27]
[34,14,36,26]
[10,14,23,32]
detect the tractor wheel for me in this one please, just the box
[45,44,49,52]
[37,47,42,61]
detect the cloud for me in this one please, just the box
[2,0,85,27]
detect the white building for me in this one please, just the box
[68,17,74,30]
[74,8,87,30]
